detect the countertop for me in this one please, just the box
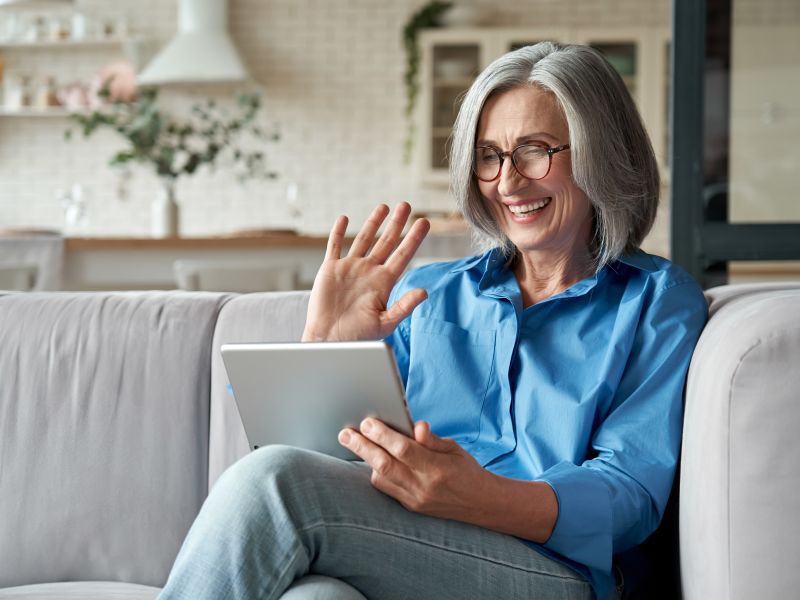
[64,232,335,251]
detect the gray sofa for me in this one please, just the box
[0,284,798,599]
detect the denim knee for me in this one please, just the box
[214,445,323,500]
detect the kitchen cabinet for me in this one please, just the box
[416,27,671,186]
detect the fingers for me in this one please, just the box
[384,216,430,277]
[369,202,412,264]
[414,421,459,453]
[347,204,390,257]
[338,426,408,481]
[325,215,349,260]
[359,418,416,462]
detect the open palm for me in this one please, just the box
[302,203,430,342]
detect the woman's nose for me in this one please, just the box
[496,159,528,197]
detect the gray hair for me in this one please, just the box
[449,41,659,270]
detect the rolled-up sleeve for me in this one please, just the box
[539,281,707,580]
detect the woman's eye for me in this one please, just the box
[517,146,546,159]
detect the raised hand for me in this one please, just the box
[302,202,430,342]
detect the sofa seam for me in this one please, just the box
[204,293,240,494]
[725,323,800,600]
[725,335,763,600]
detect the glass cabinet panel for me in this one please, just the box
[728,2,800,223]
[429,44,480,170]
[587,41,638,101]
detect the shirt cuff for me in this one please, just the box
[539,460,613,574]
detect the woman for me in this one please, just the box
[160,42,707,600]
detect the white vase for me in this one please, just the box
[151,179,179,238]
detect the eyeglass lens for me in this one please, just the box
[473,145,552,181]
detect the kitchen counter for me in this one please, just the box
[60,228,476,291]
[63,233,338,291]
[64,232,332,251]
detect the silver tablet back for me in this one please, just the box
[221,340,413,460]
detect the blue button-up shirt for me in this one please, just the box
[386,248,707,600]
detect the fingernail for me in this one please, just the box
[361,419,372,434]
[338,430,351,445]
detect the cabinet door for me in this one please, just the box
[425,41,481,184]
[574,28,668,172]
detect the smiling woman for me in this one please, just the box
[451,42,660,272]
[159,42,707,600]
[473,87,594,305]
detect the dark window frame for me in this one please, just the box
[670,0,800,288]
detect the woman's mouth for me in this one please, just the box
[507,198,552,216]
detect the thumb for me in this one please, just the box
[383,288,428,329]
[414,421,458,453]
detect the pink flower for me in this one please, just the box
[95,60,138,103]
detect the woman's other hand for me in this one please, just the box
[302,202,430,342]
[339,419,489,522]
[339,419,559,543]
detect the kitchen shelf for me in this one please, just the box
[0,107,82,117]
[0,36,137,49]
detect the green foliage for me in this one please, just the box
[402,1,452,164]
[66,85,279,185]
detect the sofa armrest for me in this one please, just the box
[681,283,800,600]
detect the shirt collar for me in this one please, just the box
[449,247,658,301]
[614,249,659,273]
[448,248,522,301]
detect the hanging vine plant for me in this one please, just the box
[402,1,452,164]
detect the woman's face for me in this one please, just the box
[475,85,593,260]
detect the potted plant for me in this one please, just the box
[402,1,452,164]
[66,67,277,237]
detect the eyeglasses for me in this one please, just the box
[472,143,571,182]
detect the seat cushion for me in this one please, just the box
[280,575,368,600]
[0,581,160,599]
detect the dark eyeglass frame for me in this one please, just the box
[472,143,571,182]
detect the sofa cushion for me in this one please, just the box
[209,291,310,489]
[681,283,800,600]
[0,292,231,589]
[0,581,160,599]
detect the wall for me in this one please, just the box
[0,0,673,252]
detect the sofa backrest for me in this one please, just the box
[0,291,231,588]
[208,291,310,490]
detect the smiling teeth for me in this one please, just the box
[508,198,551,214]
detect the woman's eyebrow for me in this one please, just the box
[476,131,560,146]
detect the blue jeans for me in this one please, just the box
[159,446,592,600]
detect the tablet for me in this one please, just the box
[221,340,413,460]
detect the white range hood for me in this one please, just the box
[138,0,248,86]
